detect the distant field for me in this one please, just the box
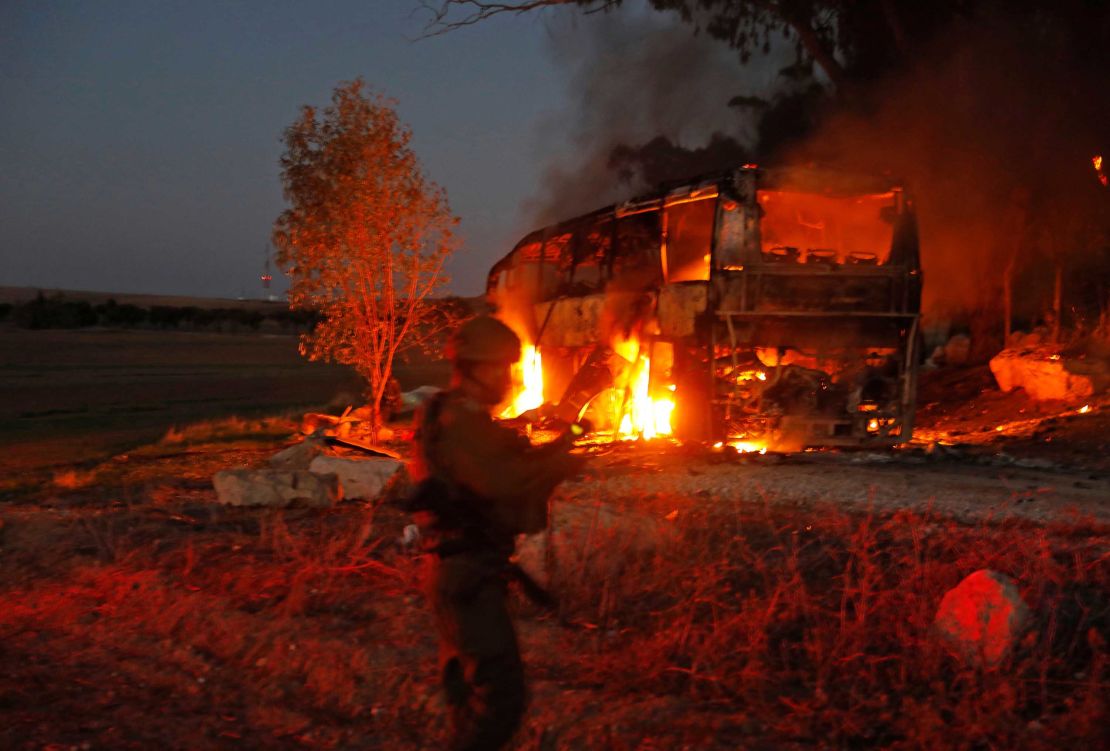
[0,285,287,311]
[0,328,448,472]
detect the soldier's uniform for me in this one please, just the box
[410,318,581,751]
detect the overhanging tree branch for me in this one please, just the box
[419,0,848,88]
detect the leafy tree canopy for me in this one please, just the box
[273,79,458,425]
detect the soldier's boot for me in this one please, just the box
[451,653,525,751]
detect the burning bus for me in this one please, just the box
[487,164,922,450]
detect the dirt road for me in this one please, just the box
[562,445,1110,527]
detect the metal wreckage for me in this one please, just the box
[487,164,923,451]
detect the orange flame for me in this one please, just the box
[726,440,767,454]
[500,343,544,419]
[1078,404,1091,414]
[612,334,674,440]
[1095,155,1108,187]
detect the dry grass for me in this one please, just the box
[159,415,299,445]
[51,467,100,489]
[0,499,436,749]
[1,456,1106,749]
[531,496,1109,749]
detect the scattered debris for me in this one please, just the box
[934,569,1031,666]
[267,438,325,470]
[212,469,340,508]
[400,523,421,549]
[400,385,442,414]
[213,400,413,506]
[944,334,972,366]
[301,410,351,436]
[323,435,401,459]
[302,403,407,443]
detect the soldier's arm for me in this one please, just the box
[438,407,581,508]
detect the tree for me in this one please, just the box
[422,0,952,90]
[273,79,458,431]
[424,1,1109,94]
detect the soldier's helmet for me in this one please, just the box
[447,315,521,364]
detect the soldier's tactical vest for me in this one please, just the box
[408,392,516,556]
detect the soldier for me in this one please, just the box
[409,315,583,751]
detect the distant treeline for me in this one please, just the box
[0,292,477,333]
[0,293,316,332]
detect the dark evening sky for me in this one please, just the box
[0,1,582,298]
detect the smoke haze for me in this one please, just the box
[787,12,1110,321]
[528,5,790,223]
[530,4,1109,329]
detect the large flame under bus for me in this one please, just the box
[487,165,922,449]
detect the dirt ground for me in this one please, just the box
[1,333,1107,749]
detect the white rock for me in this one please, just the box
[212,469,340,508]
[268,439,324,470]
[308,455,403,500]
[401,385,443,412]
[934,569,1031,666]
[989,348,1094,401]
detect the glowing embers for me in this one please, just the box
[866,416,901,436]
[756,189,896,265]
[1078,404,1091,414]
[500,343,544,419]
[1095,155,1108,187]
[714,439,767,454]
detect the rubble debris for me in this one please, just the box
[1008,328,1051,348]
[924,441,966,460]
[989,348,1096,401]
[308,455,402,501]
[212,469,340,508]
[848,452,897,464]
[267,438,325,470]
[944,334,972,366]
[400,523,421,550]
[213,432,405,509]
[302,402,407,443]
[934,569,1031,666]
[400,385,442,414]
[323,435,401,459]
[301,411,349,437]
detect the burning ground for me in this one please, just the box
[1,363,1108,749]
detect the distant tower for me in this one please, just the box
[261,244,276,301]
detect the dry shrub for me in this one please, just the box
[160,415,297,445]
[0,499,433,749]
[51,467,99,489]
[5,469,1106,749]
[538,495,1109,749]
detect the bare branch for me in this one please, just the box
[417,0,617,38]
